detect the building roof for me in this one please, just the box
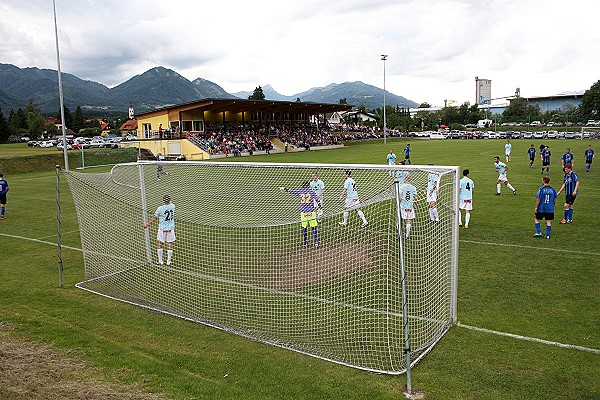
[136,98,352,118]
[119,119,138,131]
[518,93,584,102]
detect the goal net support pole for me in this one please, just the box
[138,163,153,264]
[394,180,412,393]
[65,161,459,375]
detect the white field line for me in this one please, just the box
[0,232,82,252]
[457,322,600,354]
[36,229,80,240]
[460,239,600,256]
[3,231,599,354]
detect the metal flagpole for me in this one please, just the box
[53,0,69,171]
[381,55,388,145]
[56,165,63,287]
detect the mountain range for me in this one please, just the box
[0,63,418,115]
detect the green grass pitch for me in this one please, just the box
[0,138,598,399]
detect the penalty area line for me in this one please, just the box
[457,322,600,354]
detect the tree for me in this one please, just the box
[26,98,39,115]
[73,106,86,133]
[55,106,73,130]
[0,107,10,143]
[45,122,58,137]
[339,98,348,105]
[26,112,44,139]
[578,80,600,121]
[502,97,541,123]
[9,108,27,132]
[419,102,431,108]
[248,86,266,100]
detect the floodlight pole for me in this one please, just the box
[53,0,69,171]
[381,55,388,145]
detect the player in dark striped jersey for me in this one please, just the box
[527,144,536,168]
[584,144,595,173]
[561,148,574,173]
[540,146,551,175]
[557,164,579,224]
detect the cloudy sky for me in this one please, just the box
[1,0,598,106]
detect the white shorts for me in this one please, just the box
[459,200,473,210]
[497,173,508,182]
[400,208,415,220]
[157,229,176,243]
[344,197,361,210]
[427,190,438,203]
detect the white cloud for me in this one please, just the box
[1,0,598,106]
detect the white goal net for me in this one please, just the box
[66,161,459,374]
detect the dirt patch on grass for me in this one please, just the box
[261,242,374,290]
[0,322,167,400]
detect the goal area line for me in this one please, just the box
[2,232,597,359]
[457,322,600,354]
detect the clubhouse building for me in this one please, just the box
[121,98,351,159]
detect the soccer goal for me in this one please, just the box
[65,161,459,374]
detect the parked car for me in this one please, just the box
[522,131,533,139]
[546,130,559,139]
[56,142,73,150]
[89,138,106,148]
[39,140,55,148]
[533,131,546,139]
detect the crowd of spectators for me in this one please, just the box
[185,122,343,156]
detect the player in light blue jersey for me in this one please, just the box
[399,176,417,238]
[144,195,176,265]
[339,170,368,227]
[494,156,516,195]
[309,171,325,220]
[426,171,440,222]
[387,150,397,176]
[533,176,558,239]
[387,150,397,166]
[504,140,512,162]
[584,144,595,172]
[459,169,474,228]
[0,173,8,220]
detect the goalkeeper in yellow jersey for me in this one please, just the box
[280,181,319,247]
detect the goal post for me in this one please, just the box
[65,161,459,374]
